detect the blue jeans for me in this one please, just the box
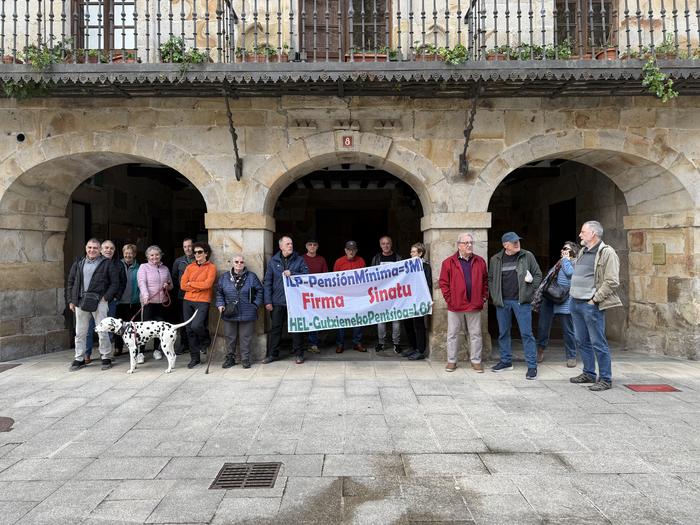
[336,327,362,347]
[570,299,612,383]
[536,299,577,359]
[495,300,537,369]
[308,331,320,346]
[86,298,118,356]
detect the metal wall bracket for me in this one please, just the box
[223,87,243,181]
[458,80,483,178]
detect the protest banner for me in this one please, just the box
[283,258,433,333]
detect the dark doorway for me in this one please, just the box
[548,198,577,268]
[274,165,423,265]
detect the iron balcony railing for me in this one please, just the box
[1,1,699,66]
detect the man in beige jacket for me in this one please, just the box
[568,221,622,391]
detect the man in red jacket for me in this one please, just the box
[438,232,489,373]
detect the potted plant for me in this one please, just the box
[237,43,289,63]
[485,44,515,61]
[344,47,389,62]
[413,41,443,61]
[653,35,677,59]
[438,44,469,65]
[112,51,139,63]
[544,39,573,59]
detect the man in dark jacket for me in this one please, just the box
[171,238,195,354]
[439,232,488,372]
[263,236,309,364]
[371,235,402,352]
[66,238,120,371]
[488,232,542,379]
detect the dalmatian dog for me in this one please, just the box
[95,311,198,374]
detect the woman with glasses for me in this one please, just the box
[180,242,217,368]
[215,255,263,369]
[401,242,432,360]
[535,241,580,367]
[136,245,173,364]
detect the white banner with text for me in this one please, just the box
[283,259,433,333]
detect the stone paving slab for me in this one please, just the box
[0,346,699,523]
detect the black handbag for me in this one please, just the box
[223,301,239,318]
[79,292,101,312]
[542,268,569,304]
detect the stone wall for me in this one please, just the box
[0,96,698,360]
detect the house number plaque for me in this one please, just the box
[342,135,353,148]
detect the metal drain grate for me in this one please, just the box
[210,462,282,489]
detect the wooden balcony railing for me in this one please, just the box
[1,0,699,67]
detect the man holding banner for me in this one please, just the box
[263,236,309,364]
[282,250,433,349]
[332,241,367,353]
[371,236,403,352]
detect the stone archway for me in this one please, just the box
[0,132,218,360]
[473,130,699,359]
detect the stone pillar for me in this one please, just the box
[624,211,700,359]
[0,214,71,361]
[204,212,275,361]
[421,212,493,363]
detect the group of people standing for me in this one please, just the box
[65,219,620,390]
[66,238,218,371]
[439,220,621,391]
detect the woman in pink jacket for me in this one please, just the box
[136,245,173,364]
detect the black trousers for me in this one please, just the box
[267,305,304,359]
[403,316,427,354]
[143,303,168,351]
[173,295,190,351]
[183,300,210,360]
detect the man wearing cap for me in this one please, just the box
[303,239,328,353]
[333,241,366,353]
[488,232,542,379]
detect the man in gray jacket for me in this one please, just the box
[569,221,622,391]
[488,232,542,379]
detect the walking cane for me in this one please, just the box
[205,309,223,374]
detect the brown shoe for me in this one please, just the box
[537,347,545,363]
[445,362,457,372]
[353,343,367,352]
[335,345,344,353]
[84,356,92,365]
[471,362,484,373]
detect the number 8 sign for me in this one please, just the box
[342,135,353,148]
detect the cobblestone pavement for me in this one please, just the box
[0,344,699,524]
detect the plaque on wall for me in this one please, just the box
[652,243,666,265]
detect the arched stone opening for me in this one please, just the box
[478,132,698,359]
[0,149,212,361]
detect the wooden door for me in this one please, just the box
[302,0,343,60]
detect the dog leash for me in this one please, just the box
[205,310,223,375]
[129,284,171,322]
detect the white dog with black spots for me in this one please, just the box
[95,311,198,373]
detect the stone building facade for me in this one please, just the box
[1,94,698,362]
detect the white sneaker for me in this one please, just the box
[136,353,145,364]
[153,350,163,360]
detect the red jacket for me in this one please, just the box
[439,252,488,312]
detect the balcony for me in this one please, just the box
[1,0,700,98]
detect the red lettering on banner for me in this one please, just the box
[367,284,413,304]
[302,292,346,310]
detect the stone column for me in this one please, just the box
[624,211,700,359]
[421,212,493,363]
[204,212,275,361]
[0,215,71,361]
